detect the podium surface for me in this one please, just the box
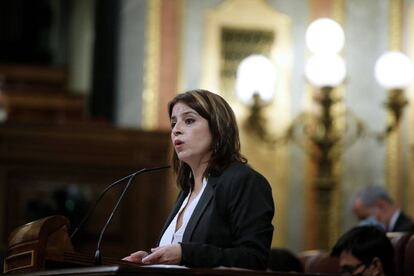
[14,265,340,276]
[4,216,339,276]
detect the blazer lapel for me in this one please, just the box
[158,191,188,243]
[182,178,216,242]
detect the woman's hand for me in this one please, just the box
[122,250,148,263]
[141,244,182,265]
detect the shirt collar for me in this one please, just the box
[388,209,401,231]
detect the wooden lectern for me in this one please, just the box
[4,215,74,274]
[3,216,339,276]
[3,215,146,274]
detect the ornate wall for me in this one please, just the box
[5,0,414,260]
[109,0,414,252]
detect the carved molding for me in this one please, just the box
[201,0,292,247]
[142,0,161,130]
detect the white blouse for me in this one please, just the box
[159,178,207,246]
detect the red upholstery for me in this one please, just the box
[403,234,414,276]
[299,250,339,274]
[387,232,413,276]
[298,250,321,272]
[300,232,414,276]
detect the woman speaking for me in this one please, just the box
[123,89,274,270]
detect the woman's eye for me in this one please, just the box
[170,121,176,128]
[185,118,195,125]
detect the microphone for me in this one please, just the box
[70,170,144,240]
[93,165,170,265]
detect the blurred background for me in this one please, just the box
[0,0,413,267]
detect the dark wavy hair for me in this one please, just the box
[168,89,246,191]
[331,225,395,276]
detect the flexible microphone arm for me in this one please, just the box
[94,165,170,265]
[70,171,142,239]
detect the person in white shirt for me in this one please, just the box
[123,89,274,269]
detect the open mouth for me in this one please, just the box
[174,140,184,146]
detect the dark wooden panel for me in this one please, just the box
[0,64,67,89]
[0,64,86,123]
[0,122,176,260]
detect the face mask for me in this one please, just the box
[359,215,385,230]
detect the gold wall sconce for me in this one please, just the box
[236,18,413,249]
[374,51,412,139]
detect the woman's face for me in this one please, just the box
[170,102,213,168]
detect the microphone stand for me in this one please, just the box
[70,171,140,240]
[93,165,170,265]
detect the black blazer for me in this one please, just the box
[393,211,414,232]
[158,161,275,269]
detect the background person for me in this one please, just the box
[352,185,414,232]
[331,225,395,276]
[123,89,275,269]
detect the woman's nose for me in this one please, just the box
[172,124,182,136]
